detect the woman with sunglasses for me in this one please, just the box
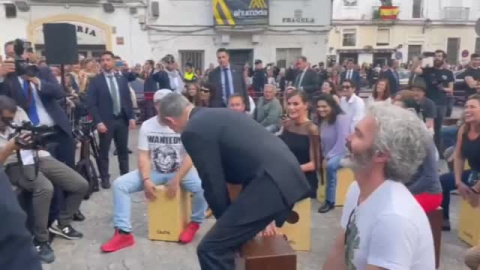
[198,82,216,107]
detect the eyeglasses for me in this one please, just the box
[344,208,356,246]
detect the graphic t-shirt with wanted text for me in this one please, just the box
[138,117,186,173]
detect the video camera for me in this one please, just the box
[8,121,56,150]
[13,39,40,77]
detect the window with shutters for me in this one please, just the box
[412,0,423,18]
[342,29,357,47]
[407,45,422,63]
[376,29,390,46]
[446,38,460,64]
[276,48,302,69]
[475,38,480,54]
[179,50,204,72]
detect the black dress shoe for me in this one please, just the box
[113,149,118,156]
[318,201,335,214]
[73,210,85,222]
[101,178,111,189]
[128,148,133,154]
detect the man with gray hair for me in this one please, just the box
[253,84,282,133]
[323,103,435,270]
[159,92,310,270]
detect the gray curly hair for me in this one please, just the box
[368,102,430,183]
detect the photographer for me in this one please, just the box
[0,96,87,264]
[414,50,454,153]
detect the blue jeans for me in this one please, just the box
[440,170,478,221]
[326,155,343,204]
[441,125,459,150]
[113,169,207,232]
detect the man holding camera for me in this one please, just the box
[0,96,88,264]
[414,50,454,152]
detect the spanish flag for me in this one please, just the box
[214,0,235,26]
[380,6,399,20]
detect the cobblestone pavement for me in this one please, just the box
[44,128,469,270]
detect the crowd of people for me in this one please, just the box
[1,39,480,270]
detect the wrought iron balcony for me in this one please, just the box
[443,7,470,20]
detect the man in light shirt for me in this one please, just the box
[339,79,365,133]
[323,103,435,270]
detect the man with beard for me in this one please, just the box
[414,50,454,152]
[323,103,435,270]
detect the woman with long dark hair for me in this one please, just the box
[184,83,200,105]
[368,78,391,105]
[198,82,217,107]
[279,90,321,198]
[321,81,340,104]
[440,94,480,231]
[315,94,350,213]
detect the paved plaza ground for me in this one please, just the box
[44,124,470,270]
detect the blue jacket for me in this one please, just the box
[0,66,72,137]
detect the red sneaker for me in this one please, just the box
[101,229,135,253]
[179,222,200,244]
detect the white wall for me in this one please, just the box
[0,5,150,63]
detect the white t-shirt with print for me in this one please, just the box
[137,116,186,174]
[341,180,435,270]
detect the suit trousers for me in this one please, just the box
[48,128,77,225]
[197,173,291,270]
[6,157,88,242]
[98,117,129,180]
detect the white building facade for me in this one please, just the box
[329,0,480,66]
[0,0,331,70]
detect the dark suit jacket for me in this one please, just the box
[295,69,319,97]
[181,108,310,220]
[207,65,249,110]
[144,71,171,92]
[341,69,361,91]
[86,73,134,127]
[0,66,72,137]
[0,167,42,270]
[380,68,400,96]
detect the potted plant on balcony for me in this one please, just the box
[379,0,399,20]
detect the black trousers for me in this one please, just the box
[197,174,291,270]
[98,117,129,180]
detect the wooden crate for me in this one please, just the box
[459,200,480,246]
[147,186,191,242]
[278,199,311,251]
[236,236,296,270]
[318,167,355,206]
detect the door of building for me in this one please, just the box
[373,52,392,67]
[447,38,460,64]
[228,49,253,68]
[339,53,358,65]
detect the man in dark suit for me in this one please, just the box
[252,59,267,93]
[380,59,400,96]
[341,60,361,93]
[143,59,170,92]
[207,48,249,110]
[87,51,135,189]
[159,93,310,270]
[293,56,319,100]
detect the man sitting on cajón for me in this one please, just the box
[101,89,208,252]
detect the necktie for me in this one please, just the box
[348,70,352,80]
[108,75,121,115]
[23,80,40,125]
[223,68,231,101]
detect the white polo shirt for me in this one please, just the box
[340,94,365,133]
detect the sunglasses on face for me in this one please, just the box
[200,88,210,93]
[342,86,351,90]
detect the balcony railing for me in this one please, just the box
[372,6,399,20]
[443,7,470,20]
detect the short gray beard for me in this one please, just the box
[341,150,374,172]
